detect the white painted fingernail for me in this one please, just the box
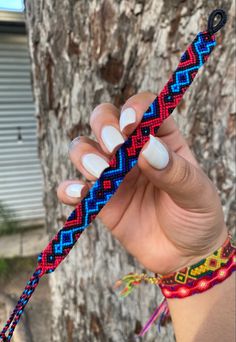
[119,107,136,132]
[101,125,125,153]
[81,153,110,178]
[142,134,169,169]
[66,183,84,198]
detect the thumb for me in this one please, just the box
[138,134,214,210]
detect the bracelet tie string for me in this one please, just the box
[0,267,44,341]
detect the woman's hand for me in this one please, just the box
[57,91,228,275]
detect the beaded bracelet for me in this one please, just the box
[114,234,236,336]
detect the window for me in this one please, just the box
[0,0,24,12]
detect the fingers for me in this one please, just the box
[92,91,198,167]
[57,179,91,206]
[89,92,158,154]
[68,136,110,181]
[58,90,201,208]
[89,103,126,155]
[68,92,163,182]
[59,94,155,207]
[119,91,156,135]
[119,91,198,167]
[138,135,215,209]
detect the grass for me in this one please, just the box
[0,258,8,278]
[0,202,21,236]
[0,256,36,283]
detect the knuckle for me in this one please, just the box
[91,102,114,117]
[123,91,156,109]
[89,104,104,126]
[139,91,156,98]
[179,161,192,185]
[68,136,91,155]
[168,159,192,187]
[130,91,155,101]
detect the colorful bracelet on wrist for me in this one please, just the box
[114,234,236,337]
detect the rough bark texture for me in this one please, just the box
[25,0,235,341]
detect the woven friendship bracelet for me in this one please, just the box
[0,9,228,341]
[158,234,236,298]
[115,235,236,336]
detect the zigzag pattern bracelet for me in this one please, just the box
[0,9,228,341]
[158,234,236,298]
[115,235,236,336]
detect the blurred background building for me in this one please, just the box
[0,0,44,229]
[0,6,50,342]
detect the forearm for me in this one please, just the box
[167,272,235,342]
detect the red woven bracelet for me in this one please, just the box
[115,234,236,336]
[158,234,236,299]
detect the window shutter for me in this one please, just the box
[0,33,45,226]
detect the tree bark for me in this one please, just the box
[25,0,235,341]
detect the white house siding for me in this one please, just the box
[0,32,44,226]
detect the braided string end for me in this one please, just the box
[113,273,170,336]
[138,297,170,337]
[114,273,161,298]
[0,267,44,341]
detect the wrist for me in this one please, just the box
[114,232,235,338]
[157,232,235,299]
[167,225,229,275]
[167,271,235,342]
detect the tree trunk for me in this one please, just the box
[25,0,235,341]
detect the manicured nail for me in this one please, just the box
[81,153,110,178]
[101,125,125,153]
[142,134,169,169]
[65,183,84,198]
[119,107,136,132]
